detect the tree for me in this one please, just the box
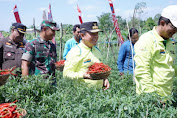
[143,17,155,31]
[62,24,73,35]
[97,13,113,33]
[116,16,126,30]
[132,2,146,27]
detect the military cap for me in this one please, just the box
[12,23,27,34]
[41,20,59,31]
[80,22,102,33]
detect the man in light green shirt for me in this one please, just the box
[63,22,110,90]
[134,5,177,96]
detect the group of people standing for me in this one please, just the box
[118,5,177,97]
[1,5,177,98]
[0,20,59,82]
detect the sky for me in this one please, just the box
[0,0,177,31]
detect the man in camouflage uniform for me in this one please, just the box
[21,20,59,77]
[0,23,26,70]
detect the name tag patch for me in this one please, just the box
[160,50,165,54]
[84,59,91,63]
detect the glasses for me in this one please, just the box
[169,23,177,31]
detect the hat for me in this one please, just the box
[161,5,177,27]
[41,20,59,31]
[80,22,102,33]
[12,23,26,34]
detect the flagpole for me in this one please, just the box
[126,20,135,82]
[108,0,124,46]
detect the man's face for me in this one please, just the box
[163,23,177,39]
[73,27,80,41]
[45,27,56,40]
[81,31,98,48]
[131,33,139,44]
[12,29,24,43]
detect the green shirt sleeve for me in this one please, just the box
[134,33,156,94]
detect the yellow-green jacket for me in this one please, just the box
[134,27,177,96]
[63,41,103,88]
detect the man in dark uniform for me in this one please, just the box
[0,23,26,70]
[21,20,59,79]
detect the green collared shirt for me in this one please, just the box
[63,41,103,88]
[134,26,177,96]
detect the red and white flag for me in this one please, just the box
[108,0,124,44]
[48,4,56,45]
[13,5,21,23]
[77,5,83,24]
[48,3,53,21]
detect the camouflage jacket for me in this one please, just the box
[22,37,57,75]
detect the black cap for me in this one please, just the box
[12,23,27,34]
[80,22,102,33]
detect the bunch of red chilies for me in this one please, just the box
[0,100,24,118]
[87,63,111,74]
[56,60,65,66]
[0,67,17,76]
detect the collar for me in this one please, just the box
[80,41,92,50]
[38,36,50,44]
[73,37,82,44]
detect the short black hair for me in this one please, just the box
[128,28,138,39]
[158,16,171,25]
[73,24,80,32]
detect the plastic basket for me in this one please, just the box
[0,74,10,86]
[90,70,111,80]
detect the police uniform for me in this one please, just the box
[0,37,25,69]
[21,37,57,75]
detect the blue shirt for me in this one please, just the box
[117,40,135,74]
[63,37,81,60]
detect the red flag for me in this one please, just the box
[48,4,56,45]
[77,5,83,24]
[48,3,53,21]
[13,5,21,23]
[108,0,124,44]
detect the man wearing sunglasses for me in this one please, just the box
[21,20,59,81]
[0,23,26,70]
[134,5,177,97]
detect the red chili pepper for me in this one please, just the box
[87,63,111,74]
[56,60,65,66]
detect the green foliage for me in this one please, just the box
[1,52,177,117]
[1,31,10,37]
[97,13,113,33]
[143,17,156,31]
